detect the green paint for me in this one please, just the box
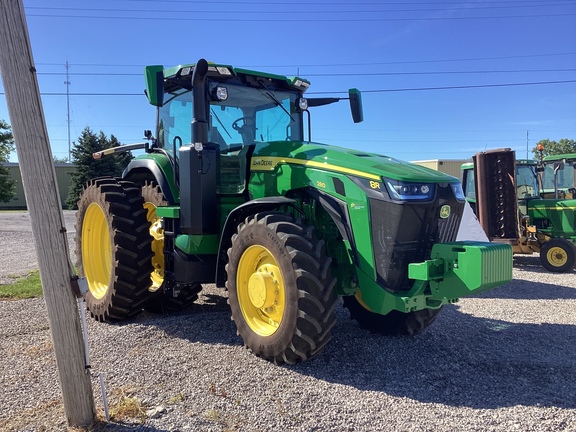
[155,206,179,218]
[175,234,219,255]
[133,60,513,318]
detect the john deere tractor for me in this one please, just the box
[76,58,512,364]
[462,148,576,272]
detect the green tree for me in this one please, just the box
[66,127,131,209]
[53,155,69,163]
[532,138,576,158]
[0,120,16,203]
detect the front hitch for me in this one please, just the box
[408,241,513,299]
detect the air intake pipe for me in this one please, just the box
[179,58,219,235]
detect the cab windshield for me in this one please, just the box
[542,160,576,191]
[157,81,303,157]
[516,164,540,199]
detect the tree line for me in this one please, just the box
[0,118,575,206]
[0,121,130,208]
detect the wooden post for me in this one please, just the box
[0,1,96,427]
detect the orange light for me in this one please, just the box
[537,144,545,151]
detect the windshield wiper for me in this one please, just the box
[256,79,294,122]
[210,107,233,139]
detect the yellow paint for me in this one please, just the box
[250,156,381,181]
[82,203,112,300]
[546,246,568,268]
[237,245,285,336]
[144,201,164,292]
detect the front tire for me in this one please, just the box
[226,213,337,365]
[343,292,442,336]
[75,178,153,321]
[540,238,576,273]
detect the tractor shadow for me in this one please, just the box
[127,289,242,347]
[292,299,576,409]
[290,276,576,409]
[513,254,548,272]
[471,278,576,300]
[513,254,576,275]
[111,280,576,410]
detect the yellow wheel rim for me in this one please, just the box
[82,203,112,299]
[237,245,285,336]
[144,201,164,291]
[547,246,568,268]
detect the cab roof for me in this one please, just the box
[161,61,311,93]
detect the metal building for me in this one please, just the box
[0,163,75,209]
[411,159,469,181]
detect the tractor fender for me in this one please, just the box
[304,188,358,266]
[122,159,177,205]
[215,197,297,287]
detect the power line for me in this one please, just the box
[116,0,576,5]
[33,68,576,77]
[245,52,576,68]
[2,79,574,97]
[312,79,576,94]
[25,2,576,14]
[32,52,576,69]
[40,72,142,76]
[294,69,576,77]
[27,12,576,21]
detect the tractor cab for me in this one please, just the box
[515,159,540,216]
[145,61,362,199]
[151,64,306,196]
[541,154,576,199]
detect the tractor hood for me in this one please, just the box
[250,141,459,183]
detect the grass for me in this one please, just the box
[168,393,185,405]
[109,388,147,424]
[0,270,43,300]
[204,408,221,421]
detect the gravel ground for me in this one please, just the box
[0,211,575,431]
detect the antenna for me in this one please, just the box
[64,61,71,161]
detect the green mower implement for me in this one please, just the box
[462,148,576,272]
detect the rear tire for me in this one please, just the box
[141,180,202,314]
[343,293,442,336]
[226,213,337,364]
[75,177,153,322]
[540,238,576,273]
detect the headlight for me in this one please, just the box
[215,86,228,101]
[297,97,308,110]
[384,179,435,201]
[450,182,465,201]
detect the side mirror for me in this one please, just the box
[348,88,363,123]
[145,65,164,107]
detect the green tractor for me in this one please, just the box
[541,153,576,199]
[76,58,512,364]
[461,148,576,272]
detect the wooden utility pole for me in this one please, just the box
[0,1,95,427]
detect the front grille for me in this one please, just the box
[370,184,463,291]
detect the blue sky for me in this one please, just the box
[1,0,575,163]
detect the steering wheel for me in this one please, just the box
[232,116,252,131]
[517,184,534,198]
